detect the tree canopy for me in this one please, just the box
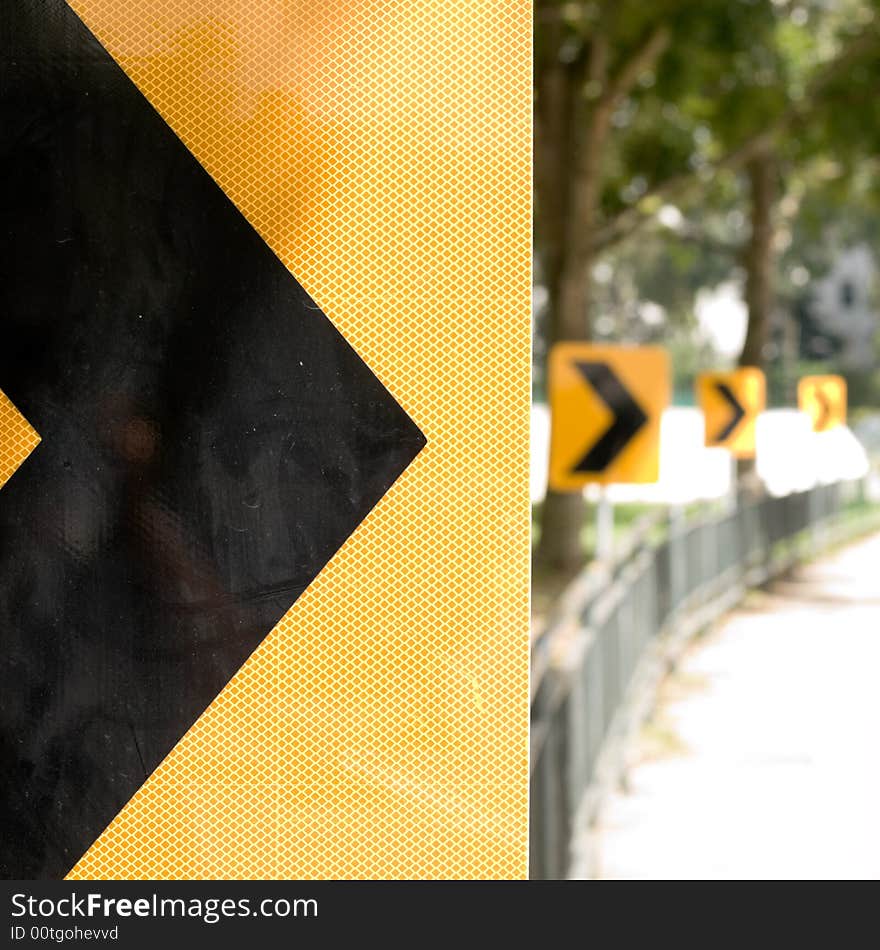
[535,0,880,569]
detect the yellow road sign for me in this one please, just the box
[696,368,766,458]
[798,374,847,432]
[549,343,670,490]
[58,0,531,883]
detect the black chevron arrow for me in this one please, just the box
[571,361,648,473]
[0,0,425,880]
[814,387,832,431]
[712,381,746,443]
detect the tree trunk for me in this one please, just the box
[534,73,608,571]
[532,23,669,571]
[738,149,777,483]
[740,151,777,369]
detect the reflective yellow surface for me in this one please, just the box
[0,389,40,491]
[66,0,530,880]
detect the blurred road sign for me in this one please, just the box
[798,374,847,432]
[549,343,670,490]
[696,368,766,458]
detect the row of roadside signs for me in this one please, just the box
[549,342,848,492]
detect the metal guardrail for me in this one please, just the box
[529,478,874,880]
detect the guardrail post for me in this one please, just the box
[667,506,685,619]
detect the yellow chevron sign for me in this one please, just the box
[798,375,847,433]
[696,368,766,458]
[549,344,670,490]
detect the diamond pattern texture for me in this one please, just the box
[0,389,40,491]
[65,0,530,879]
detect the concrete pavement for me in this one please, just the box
[593,531,880,879]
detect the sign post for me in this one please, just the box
[595,489,615,562]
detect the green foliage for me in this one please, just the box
[538,0,880,264]
[535,0,880,567]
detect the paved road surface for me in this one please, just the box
[594,532,880,879]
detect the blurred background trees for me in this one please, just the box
[534,0,880,570]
